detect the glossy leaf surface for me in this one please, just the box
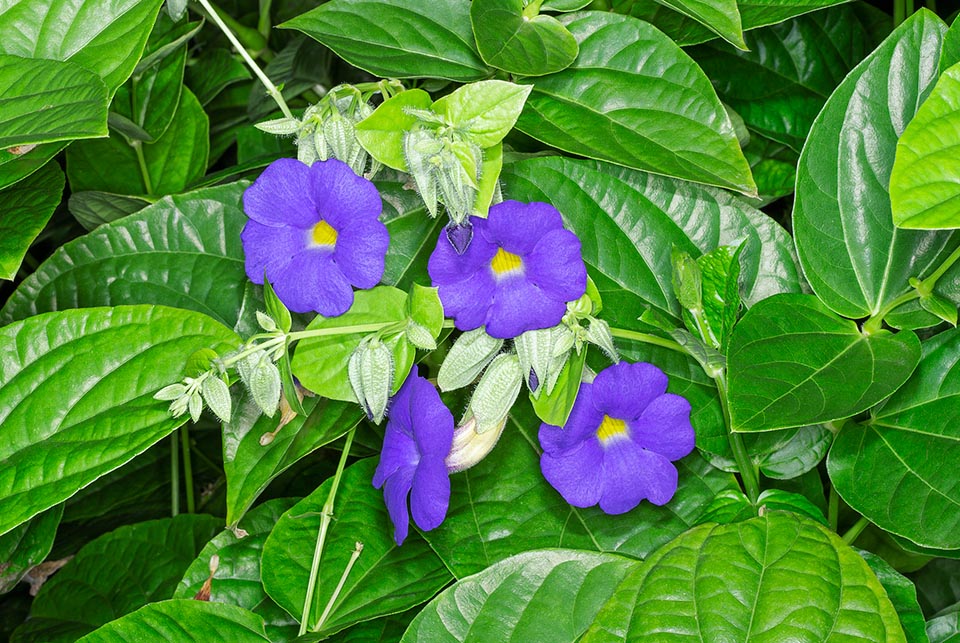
[74,600,271,643]
[0,161,64,281]
[470,0,578,76]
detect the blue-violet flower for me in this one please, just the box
[427,200,586,339]
[372,367,454,545]
[241,157,389,315]
[539,361,695,514]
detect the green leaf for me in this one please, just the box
[651,0,746,49]
[582,512,907,643]
[401,549,635,642]
[16,515,221,642]
[794,10,960,320]
[705,423,833,479]
[543,0,593,10]
[433,80,532,148]
[942,13,960,73]
[501,156,801,329]
[515,12,756,195]
[406,284,444,339]
[112,38,187,143]
[0,142,65,191]
[292,286,415,402]
[685,244,741,352]
[66,87,209,197]
[928,613,960,643]
[67,191,151,230]
[261,458,453,636]
[1,183,253,333]
[423,401,737,578]
[756,489,828,524]
[690,4,887,152]
[175,499,298,641]
[185,48,251,107]
[281,0,490,81]
[913,558,960,615]
[0,160,64,280]
[530,346,586,426]
[859,550,930,643]
[743,133,799,203]
[0,306,239,536]
[891,62,960,229]
[329,611,416,642]
[727,294,921,432]
[0,505,62,595]
[74,600,271,643]
[470,0,579,76]
[828,327,960,549]
[355,90,433,172]
[0,0,164,93]
[223,391,362,527]
[0,56,107,148]
[919,292,958,326]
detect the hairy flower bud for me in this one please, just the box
[437,328,503,391]
[348,337,394,423]
[468,353,523,434]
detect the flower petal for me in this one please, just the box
[428,225,497,286]
[484,278,567,339]
[310,158,382,227]
[334,219,389,289]
[240,220,305,284]
[538,383,603,455]
[244,158,319,228]
[629,394,695,461]
[525,229,587,303]
[408,376,455,457]
[540,439,604,508]
[271,251,354,315]
[437,272,496,332]
[599,442,678,513]
[592,362,669,420]
[480,201,565,255]
[373,423,417,489]
[382,466,415,545]
[410,456,450,532]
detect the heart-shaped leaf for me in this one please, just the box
[859,550,929,643]
[727,294,921,432]
[74,600,271,643]
[829,327,960,549]
[0,306,239,536]
[470,0,578,76]
[582,512,907,642]
[401,549,636,642]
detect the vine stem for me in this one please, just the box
[180,426,195,514]
[608,327,686,353]
[313,542,364,633]
[194,0,294,119]
[713,374,761,503]
[828,486,840,532]
[299,428,356,636]
[841,516,870,545]
[132,141,154,195]
[170,432,180,517]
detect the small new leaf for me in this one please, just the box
[263,278,292,333]
[154,383,187,401]
[585,317,618,363]
[256,311,278,333]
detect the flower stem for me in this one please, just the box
[841,516,870,545]
[313,542,364,633]
[299,428,356,635]
[180,426,195,514]
[713,374,761,503]
[608,327,686,353]
[170,432,180,517]
[194,0,293,120]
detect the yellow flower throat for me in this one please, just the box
[596,415,628,445]
[312,220,338,247]
[490,247,523,275]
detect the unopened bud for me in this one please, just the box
[200,375,233,423]
[405,321,437,350]
[584,317,619,363]
[516,326,575,397]
[347,338,394,423]
[469,353,523,434]
[445,416,508,472]
[437,328,503,391]
[446,222,473,255]
[255,116,301,136]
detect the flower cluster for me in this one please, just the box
[241,157,389,316]
[428,200,586,339]
[539,361,695,514]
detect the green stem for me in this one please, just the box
[906,0,915,15]
[194,0,293,119]
[608,327,686,354]
[131,141,154,195]
[257,0,272,40]
[925,0,937,11]
[922,244,960,291]
[170,432,180,517]
[828,486,840,532]
[841,516,870,545]
[714,374,761,503]
[313,542,364,633]
[180,426,195,514]
[299,429,356,635]
[894,0,906,25]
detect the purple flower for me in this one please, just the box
[241,158,389,315]
[427,200,586,339]
[539,361,695,514]
[372,367,454,545]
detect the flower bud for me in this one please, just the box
[404,321,437,351]
[515,326,573,396]
[201,375,232,423]
[347,337,394,423]
[437,328,503,391]
[445,415,508,473]
[238,351,282,418]
[584,317,619,364]
[468,353,523,434]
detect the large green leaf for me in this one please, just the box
[928,613,960,643]
[691,4,885,152]
[501,156,800,329]
[0,306,239,537]
[829,327,960,549]
[175,499,298,641]
[0,143,65,191]
[0,55,107,148]
[794,10,960,319]
[0,160,64,280]
[13,514,221,642]
[890,62,960,229]
[582,512,907,642]
[223,391,363,527]
[913,558,960,615]
[515,12,756,195]
[401,549,635,642]
[470,0,578,76]
[185,48,250,107]
[67,191,151,230]
[281,0,490,81]
[423,401,737,578]
[859,550,929,643]
[261,458,453,637]
[0,505,62,595]
[74,600,271,643]
[1,183,252,333]
[727,294,920,432]
[652,0,745,48]
[66,87,209,197]
[0,0,164,93]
